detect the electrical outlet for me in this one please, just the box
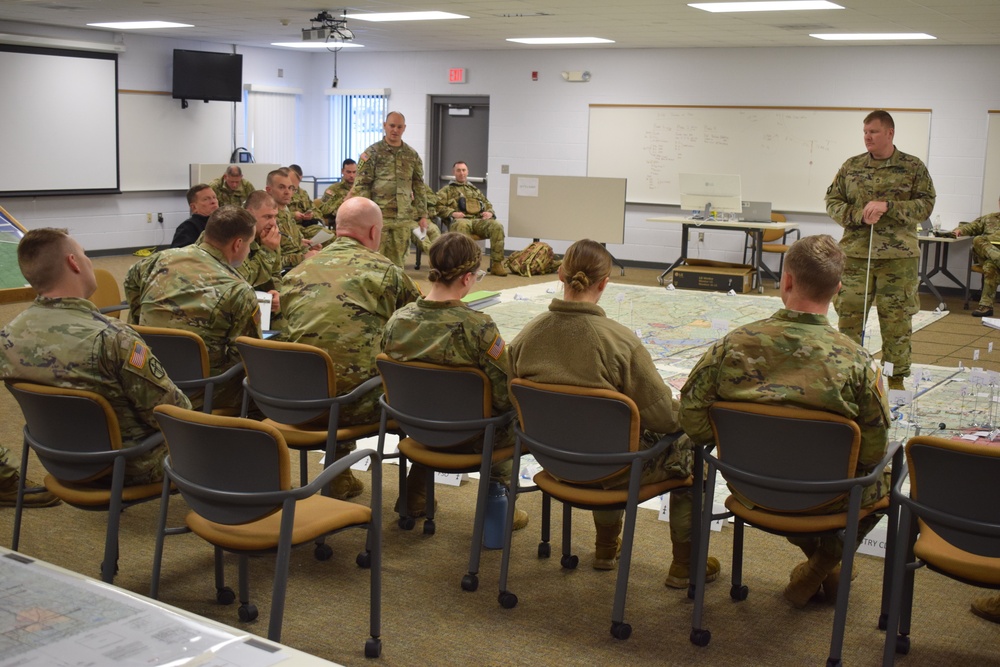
[146,213,152,223]
[157,212,164,223]
[698,232,705,243]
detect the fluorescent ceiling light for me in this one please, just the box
[506,37,615,45]
[344,11,467,22]
[811,32,936,41]
[271,42,364,49]
[689,1,842,11]
[87,21,192,29]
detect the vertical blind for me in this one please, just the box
[328,89,389,174]
[246,86,301,166]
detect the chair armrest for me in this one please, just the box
[26,429,164,465]
[297,448,382,498]
[899,494,1000,539]
[99,302,128,315]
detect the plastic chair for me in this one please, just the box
[132,325,245,414]
[236,336,388,487]
[150,404,382,656]
[742,212,800,286]
[6,381,166,583]
[375,353,515,592]
[499,379,693,639]
[882,436,1000,665]
[689,401,902,666]
[92,268,127,316]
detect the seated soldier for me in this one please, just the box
[952,196,1000,317]
[239,190,283,319]
[437,161,507,277]
[288,164,325,239]
[318,159,357,228]
[269,167,320,271]
[210,165,256,208]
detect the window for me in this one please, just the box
[328,89,389,174]
[245,84,302,165]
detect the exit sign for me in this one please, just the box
[448,68,466,84]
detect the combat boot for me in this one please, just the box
[593,521,623,571]
[887,376,905,391]
[393,464,436,518]
[784,550,841,608]
[972,594,1000,623]
[329,469,364,500]
[490,260,508,277]
[665,541,721,589]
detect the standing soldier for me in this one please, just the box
[352,111,428,268]
[437,160,508,276]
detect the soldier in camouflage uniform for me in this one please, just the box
[510,239,718,582]
[1,229,191,491]
[437,161,508,276]
[317,159,357,227]
[238,191,283,292]
[288,164,325,239]
[125,207,261,410]
[413,181,442,256]
[680,234,890,609]
[268,168,319,271]
[353,111,428,268]
[953,198,1000,316]
[825,110,936,390]
[281,197,420,499]
[210,165,256,208]
[381,232,526,527]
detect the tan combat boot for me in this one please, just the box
[972,594,1000,623]
[665,541,721,589]
[490,260,508,277]
[784,550,841,608]
[887,376,905,391]
[330,469,364,500]
[394,464,434,517]
[593,521,623,571]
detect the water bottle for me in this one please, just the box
[482,481,508,550]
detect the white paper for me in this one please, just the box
[309,228,334,245]
[254,291,272,331]
[516,177,539,197]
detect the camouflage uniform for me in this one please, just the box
[413,182,442,254]
[290,187,326,239]
[826,148,936,379]
[124,242,261,409]
[353,138,428,268]
[509,299,692,538]
[437,181,506,264]
[680,308,891,559]
[209,177,256,208]
[0,296,192,484]
[237,239,283,292]
[382,298,513,452]
[278,208,310,270]
[281,236,420,426]
[958,213,1000,308]
[317,180,352,227]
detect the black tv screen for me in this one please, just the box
[172,50,243,102]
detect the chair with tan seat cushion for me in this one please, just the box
[150,404,382,657]
[92,268,127,317]
[882,436,1000,665]
[689,401,902,666]
[742,212,800,286]
[498,379,693,640]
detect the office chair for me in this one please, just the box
[742,212,800,287]
[92,268,127,317]
[689,402,902,667]
[132,325,244,414]
[375,353,515,592]
[151,404,382,656]
[499,379,693,639]
[236,336,388,490]
[882,435,1000,665]
[7,381,166,583]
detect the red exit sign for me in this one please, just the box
[448,68,466,84]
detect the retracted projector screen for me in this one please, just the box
[0,45,120,196]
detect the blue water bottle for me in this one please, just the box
[482,481,508,550]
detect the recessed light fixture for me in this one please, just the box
[344,11,467,22]
[689,1,842,12]
[506,37,615,45]
[271,42,365,49]
[811,33,936,41]
[87,21,192,29]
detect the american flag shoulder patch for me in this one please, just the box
[487,334,505,360]
[128,341,148,369]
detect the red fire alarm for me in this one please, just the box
[448,68,466,84]
[531,71,538,81]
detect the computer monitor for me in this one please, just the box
[678,173,743,214]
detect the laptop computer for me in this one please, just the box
[740,201,772,223]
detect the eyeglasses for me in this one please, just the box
[475,269,486,282]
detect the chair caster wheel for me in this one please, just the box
[825,659,842,667]
[895,635,910,655]
[690,628,711,647]
[314,543,333,561]
[356,551,372,568]
[365,638,382,658]
[238,603,258,622]
[423,519,436,535]
[399,516,415,530]
[560,554,579,570]
[730,584,749,601]
[538,542,551,558]
[878,612,888,631]
[216,587,236,605]
[461,574,479,592]
[610,621,632,640]
[498,591,518,609]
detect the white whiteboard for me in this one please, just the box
[981,112,1000,215]
[587,106,932,214]
[119,92,234,191]
[508,175,626,244]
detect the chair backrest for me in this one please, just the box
[376,354,491,447]
[236,336,336,425]
[133,325,210,382]
[6,382,121,482]
[154,404,291,525]
[762,212,788,242]
[510,379,640,484]
[906,436,1000,558]
[92,268,125,315]
[709,401,861,512]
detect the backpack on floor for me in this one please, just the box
[503,241,560,277]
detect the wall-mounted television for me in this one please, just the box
[172,50,243,104]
